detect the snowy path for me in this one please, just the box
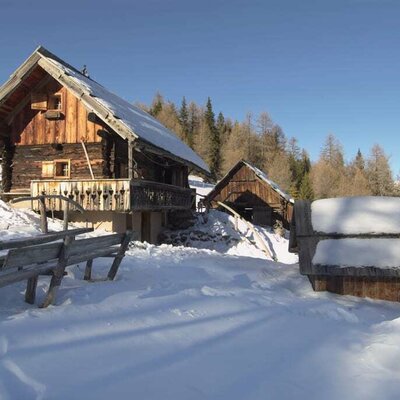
[1,244,400,400]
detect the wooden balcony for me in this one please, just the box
[131,180,193,210]
[30,179,193,212]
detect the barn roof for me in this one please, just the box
[206,160,294,203]
[0,46,209,174]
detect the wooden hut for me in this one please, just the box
[204,160,293,228]
[290,197,400,302]
[0,46,209,242]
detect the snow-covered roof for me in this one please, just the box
[0,46,209,173]
[241,161,293,203]
[311,197,400,234]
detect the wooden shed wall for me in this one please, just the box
[10,79,103,146]
[210,164,284,207]
[209,163,293,224]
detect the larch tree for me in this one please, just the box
[366,144,394,196]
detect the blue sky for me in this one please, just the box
[1,0,399,173]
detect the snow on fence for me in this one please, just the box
[289,197,400,302]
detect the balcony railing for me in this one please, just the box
[30,179,193,212]
[131,180,192,210]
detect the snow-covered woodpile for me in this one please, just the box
[290,196,400,301]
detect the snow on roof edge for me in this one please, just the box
[242,161,294,203]
[32,47,209,173]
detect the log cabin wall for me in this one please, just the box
[132,150,189,188]
[5,77,109,191]
[12,143,104,190]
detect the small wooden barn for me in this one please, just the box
[290,197,400,302]
[204,160,293,228]
[0,46,209,242]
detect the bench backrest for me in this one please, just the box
[1,232,130,271]
[0,227,93,251]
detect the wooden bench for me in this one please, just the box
[0,229,134,307]
[289,199,400,302]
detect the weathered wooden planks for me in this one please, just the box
[2,242,62,270]
[11,142,104,190]
[0,227,93,251]
[10,79,103,146]
[206,161,293,227]
[31,178,132,211]
[0,230,134,307]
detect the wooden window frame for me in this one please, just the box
[54,159,71,179]
[48,93,64,112]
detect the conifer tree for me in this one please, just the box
[149,92,163,116]
[299,173,314,200]
[187,102,198,149]
[204,97,221,181]
[355,149,365,170]
[216,112,225,139]
[366,144,394,195]
[179,97,190,144]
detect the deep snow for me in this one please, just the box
[314,238,400,268]
[1,202,400,400]
[312,196,400,234]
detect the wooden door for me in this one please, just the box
[141,212,151,243]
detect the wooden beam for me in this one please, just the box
[128,139,134,180]
[0,121,10,138]
[216,201,275,261]
[5,75,53,125]
[81,140,95,180]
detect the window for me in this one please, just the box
[31,92,63,112]
[54,160,70,178]
[48,94,62,111]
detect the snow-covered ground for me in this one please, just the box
[1,202,400,399]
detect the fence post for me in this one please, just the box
[63,201,69,230]
[38,196,48,233]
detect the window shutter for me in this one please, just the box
[41,161,54,178]
[31,92,48,111]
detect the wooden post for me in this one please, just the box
[38,196,48,234]
[40,235,74,308]
[25,275,39,304]
[107,231,132,280]
[128,140,133,180]
[63,201,69,230]
[84,259,93,281]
